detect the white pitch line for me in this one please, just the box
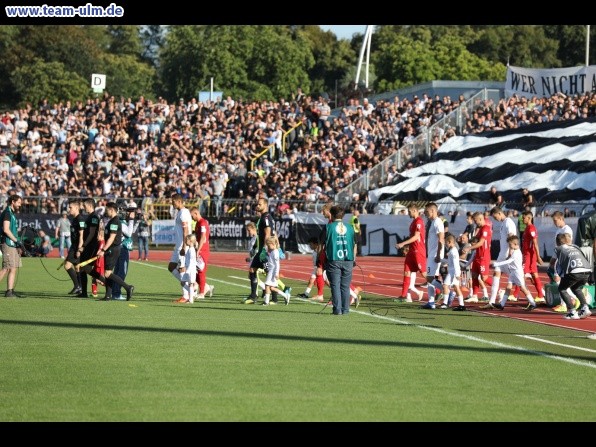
[517,335,596,353]
[133,261,596,369]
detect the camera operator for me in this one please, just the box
[0,194,23,297]
[136,212,150,261]
[111,204,139,300]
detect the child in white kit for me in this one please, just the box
[490,235,537,311]
[440,234,466,311]
[263,235,291,306]
[179,233,198,304]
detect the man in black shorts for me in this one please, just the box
[76,198,101,298]
[244,197,276,304]
[95,202,135,301]
[63,201,85,295]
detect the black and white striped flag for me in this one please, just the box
[369,118,596,204]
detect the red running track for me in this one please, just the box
[47,249,596,333]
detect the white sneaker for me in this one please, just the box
[416,290,424,301]
[196,293,206,300]
[405,295,413,303]
[579,306,592,319]
[188,296,194,304]
[588,333,596,340]
[464,295,478,303]
[207,284,214,298]
[564,311,580,320]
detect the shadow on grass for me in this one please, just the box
[2,318,596,363]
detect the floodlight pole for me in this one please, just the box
[355,26,374,90]
[586,25,591,66]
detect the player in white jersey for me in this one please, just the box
[421,202,444,309]
[439,234,466,311]
[168,194,192,299]
[490,235,537,311]
[483,207,518,308]
[177,234,197,304]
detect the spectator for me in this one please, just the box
[34,230,52,257]
[488,186,504,209]
[136,212,150,261]
[55,210,71,259]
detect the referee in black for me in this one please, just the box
[63,201,86,295]
[95,202,134,301]
[76,198,101,298]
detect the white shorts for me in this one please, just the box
[180,271,195,284]
[506,270,525,287]
[444,273,460,287]
[493,252,509,273]
[427,258,441,277]
[264,268,279,288]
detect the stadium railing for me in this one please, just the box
[333,89,489,204]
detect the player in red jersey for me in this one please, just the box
[190,206,214,299]
[395,204,426,302]
[464,211,493,303]
[521,210,545,303]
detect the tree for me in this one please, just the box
[107,25,142,57]
[16,25,102,79]
[373,34,441,90]
[159,25,314,102]
[295,26,356,97]
[469,26,560,68]
[544,25,596,67]
[101,53,156,99]
[140,25,166,67]
[433,34,506,81]
[11,60,90,105]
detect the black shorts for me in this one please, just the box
[104,245,121,271]
[66,247,79,265]
[80,243,99,267]
[250,253,265,270]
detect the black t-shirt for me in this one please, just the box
[83,212,100,248]
[256,212,275,251]
[70,214,86,248]
[105,215,122,247]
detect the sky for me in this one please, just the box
[319,25,367,41]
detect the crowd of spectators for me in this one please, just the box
[0,89,594,219]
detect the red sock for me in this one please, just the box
[512,285,520,297]
[316,274,325,295]
[402,275,411,298]
[533,275,544,297]
[484,276,493,287]
[472,277,480,297]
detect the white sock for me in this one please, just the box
[427,283,435,302]
[500,291,509,307]
[183,283,190,299]
[490,276,500,303]
[409,272,420,293]
[305,287,312,295]
[350,288,358,299]
[526,293,536,306]
[457,295,464,306]
[264,293,270,305]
